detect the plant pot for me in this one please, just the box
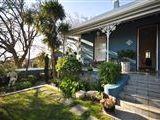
[121,62,130,73]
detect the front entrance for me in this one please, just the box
[139,25,157,71]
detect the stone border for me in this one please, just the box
[0,84,48,97]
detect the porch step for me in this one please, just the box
[120,92,160,108]
[128,79,160,85]
[128,73,159,80]
[119,100,160,120]
[128,81,160,90]
[124,86,160,98]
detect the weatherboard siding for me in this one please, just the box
[80,14,160,70]
[81,31,96,64]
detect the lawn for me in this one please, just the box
[0,85,111,120]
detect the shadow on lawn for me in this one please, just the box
[0,88,80,120]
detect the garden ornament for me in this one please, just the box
[7,70,18,87]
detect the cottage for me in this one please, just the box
[69,0,160,119]
[69,0,160,72]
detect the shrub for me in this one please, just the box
[98,62,121,85]
[60,77,84,98]
[51,78,61,87]
[118,49,136,59]
[56,55,82,77]
[27,75,37,84]
[15,81,32,90]
[87,66,93,72]
[81,81,103,92]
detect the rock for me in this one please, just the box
[75,90,86,99]
[86,90,99,97]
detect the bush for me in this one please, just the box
[51,78,61,87]
[15,81,32,90]
[60,77,84,98]
[27,75,37,84]
[56,55,82,77]
[87,66,93,72]
[81,81,103,92]
[118,49,136,59]
[98,62,121,85]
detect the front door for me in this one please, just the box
[139,25,157,71]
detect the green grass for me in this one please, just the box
[0,85,111,120]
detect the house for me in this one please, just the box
[69,0,160,119]
[69,0,160,72]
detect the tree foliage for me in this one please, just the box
[99,62,121,85]
[36,0,70,77]
[56,55,82,77]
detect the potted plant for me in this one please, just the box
[100,93,116,113]
[118,50,136,73]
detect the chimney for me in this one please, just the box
[113,0,120,9]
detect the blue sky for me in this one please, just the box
[27,0,135,58]
[59,0,135,18]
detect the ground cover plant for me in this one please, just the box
[0,85,111,120]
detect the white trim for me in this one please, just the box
[137,28,139,71]
[81,39,93,47]
[106,33,110,62]
[156,24,159,71]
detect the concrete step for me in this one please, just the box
[120,92,160,108]
[129,73,158,78]
[120,100,160,120]
[128,79,160,86]
[124,86,160,98]
[128,80,160,90]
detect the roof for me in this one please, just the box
[69,0,160,35]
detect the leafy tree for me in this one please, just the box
[0,0,38,68]
[36,0,69,77]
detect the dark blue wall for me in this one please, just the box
[81,14,160,70]
[81,31,96,64]
[109,15,160,70]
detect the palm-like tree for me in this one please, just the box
[58,22,70,55]
[36,0,66,77]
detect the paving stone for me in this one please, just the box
[69,105,88,116]
[64,98,73,106]
[87,115,98,120]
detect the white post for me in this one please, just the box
[100,23,119,62]
[77,36,81,61]
[106,31,110,62]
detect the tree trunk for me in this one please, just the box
[26,46,31,72]
[63,36,65,56]
[25,46,31,77]
[51,49,57,78]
